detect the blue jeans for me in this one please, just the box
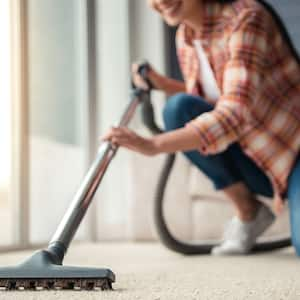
[163,93,300,256]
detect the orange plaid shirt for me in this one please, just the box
[177,0,300,203]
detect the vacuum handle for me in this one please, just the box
[135,61,163,134]
[132,61,154,91]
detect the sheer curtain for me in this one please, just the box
[24,0,167,243]
[95,0,166,240]
[0,0,13,247]
[5,0,167,249]
[27,0,90,244]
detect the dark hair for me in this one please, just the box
[219,0,300,65]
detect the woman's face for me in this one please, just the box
[148,0,202,26]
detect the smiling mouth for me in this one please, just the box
[162,1,182,17]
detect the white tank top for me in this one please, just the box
[193,39,221,102]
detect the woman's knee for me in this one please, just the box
[163,93,189,131]
[163,93,212,131]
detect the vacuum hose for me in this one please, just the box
[137,63,291,255]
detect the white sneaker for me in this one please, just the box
[211,204,275,256]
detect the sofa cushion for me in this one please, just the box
[188,165,225,200]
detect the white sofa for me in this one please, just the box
[127,151,290,242]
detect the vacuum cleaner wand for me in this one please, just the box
[48,88,143,259]
[0,75,148,291]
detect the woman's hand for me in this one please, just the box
[132,62,159,91]
[100,126,158,156]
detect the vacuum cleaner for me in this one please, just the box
[0,63,291,291]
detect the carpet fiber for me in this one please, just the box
[0,243,299,299]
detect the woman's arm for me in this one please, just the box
[152,126,203,153]
[148,70,186,96]
[101,125,202,156]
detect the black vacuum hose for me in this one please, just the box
[137,63,291,255]
[153,152,291,255]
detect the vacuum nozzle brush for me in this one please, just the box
[0,249,115,291]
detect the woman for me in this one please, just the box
[102,0,300,256]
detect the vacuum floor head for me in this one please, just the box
[0,249,115,291]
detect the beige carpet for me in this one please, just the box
[0,242,299,299]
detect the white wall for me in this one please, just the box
[23,0,168,243]
[267,0,300,51]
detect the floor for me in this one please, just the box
[0,242,299,299]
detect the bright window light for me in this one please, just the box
[0,0,11,189]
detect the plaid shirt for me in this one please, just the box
[176,0,300,202]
